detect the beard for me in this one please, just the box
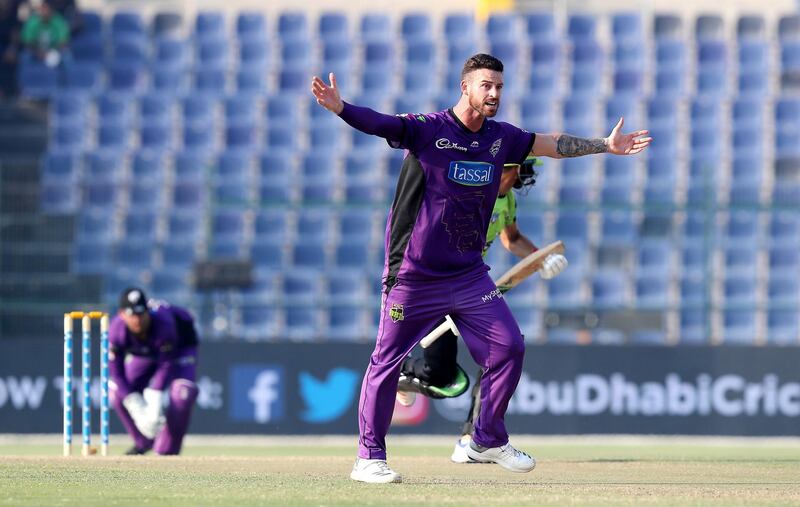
[468,94,499,118]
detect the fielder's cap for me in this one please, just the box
[119,287,148,315]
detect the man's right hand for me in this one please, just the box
[540,253,568,280]
[122,392,163,439]
[311,72,344,114]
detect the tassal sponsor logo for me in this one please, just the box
[448,161,494,187]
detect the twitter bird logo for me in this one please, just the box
[299,368,359,423]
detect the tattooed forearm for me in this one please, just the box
[555,135,608,158]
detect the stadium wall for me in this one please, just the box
[1,341,798,436]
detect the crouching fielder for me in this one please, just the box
[108,287,199,455]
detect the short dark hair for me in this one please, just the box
[461,53,504,80]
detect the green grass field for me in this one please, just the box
[1,435,798,506]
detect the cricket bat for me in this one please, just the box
[418,240,565,348]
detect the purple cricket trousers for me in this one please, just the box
[109,346,199,454]
[357,269,524,459]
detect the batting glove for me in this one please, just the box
[540,253,568,280]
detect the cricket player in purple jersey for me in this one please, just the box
[108,287,199,455]
[311,53,651,483]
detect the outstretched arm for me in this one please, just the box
[311,72,405,142]
[531,117,652,159]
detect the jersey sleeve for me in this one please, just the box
[388,113,442,153]
[170,306,200,347]
[505,124,536,166]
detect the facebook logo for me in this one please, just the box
[229,365,284,423]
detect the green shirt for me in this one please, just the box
[482,192,516,257]
[21,13,69,51]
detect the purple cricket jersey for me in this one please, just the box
[382,109,534,284]
[108,304,198,399]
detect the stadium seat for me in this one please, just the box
[277,11,309,42]
[525,12,556,41]
[167,211,205,242]
[635,274,672,310]
[591,270,629,309]
[401,12,432,40]
[326,270,370,305]
[655,39,686,71]
[778,14,800,41]
[194,66,228,94]
[444,13,475,43]
[40,183,79,213]
[73,241,112,274]
[681,310,713,347]
[767,274,799,308]
[77,210,115,243]
[654,14,682,39]
[696,14,725,40]
[236,11,267,39]
[18,60,58,98]
[250,240,287,270]
[111,11,145,37]
[737,15,766,40]
[239,305,281,341]
[679,308,708,344]
[486,13,522,44]
[61,62,102,93]
[41,150,81,185]
[114,240,155,272]
[85,149,125,183]
[724,274,758,307]
[284,305,322,341]
[318,11,348,42]
[123,212,158,242]
[567,13,596,41]
[195,11,225,40]
[766,309,799,345]
[254,209,290,242]
[722,309,757,345]
[612,12,642,43]
[283,269,323,306]
[108,62,146,92]
[547,273,586,309]
[680,273,708,307]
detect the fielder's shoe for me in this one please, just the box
[350,458,402,484]
[466,441,536,473]
[125,445,151,456]
[450,435,479,464]
[395,390,416,407]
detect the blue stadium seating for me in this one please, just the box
[236,12,267,39]
[35,9,800,343]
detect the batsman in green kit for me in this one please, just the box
[396,156,569,463]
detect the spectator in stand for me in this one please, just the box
[20,0,69,67]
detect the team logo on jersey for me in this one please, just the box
[448,161,494,186]
[490,138,503,157]
[470,141,479,148]
[435,138,468,152]
[389,303,404,322]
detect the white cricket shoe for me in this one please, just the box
[350,458,403,483]
[465,441,536,473]
[395,390,416,407]
[450,435,478,464]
